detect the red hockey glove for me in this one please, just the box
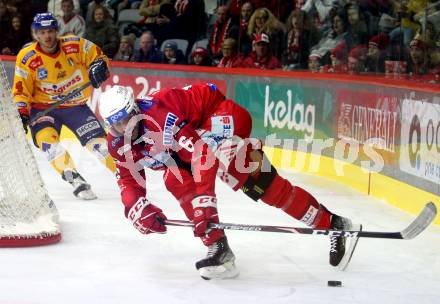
[127,198,167,234]
[192,195,219,237]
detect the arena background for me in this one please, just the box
[1,56,439,224]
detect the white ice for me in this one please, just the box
[1,142,439,304]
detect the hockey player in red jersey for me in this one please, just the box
[99,84,357,279]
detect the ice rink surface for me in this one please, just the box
[1,142,439,304]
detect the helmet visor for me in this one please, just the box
[106,113,135,136]
[105,106,132,125]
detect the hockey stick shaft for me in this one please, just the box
[164,202,437,240]
[29,82,92,124]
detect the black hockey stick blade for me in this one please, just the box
[29,82,92,124]
[164,202,437,240]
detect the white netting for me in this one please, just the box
[0,60,61,246]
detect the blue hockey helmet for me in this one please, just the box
[31,13,59,31]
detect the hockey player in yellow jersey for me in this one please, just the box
[13,12,116,200]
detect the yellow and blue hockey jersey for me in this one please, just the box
[13,35,108,115]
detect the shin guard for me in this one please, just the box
[35,127,76,174]
[85,137,116,173]
[260,175,332,229]
[164,167,224,246]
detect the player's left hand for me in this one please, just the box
[20,113,29,134]
[88,58,109,88]
[192,195,219,237]
[128,197,167,234]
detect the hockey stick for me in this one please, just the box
[29,82,92,125]
[164,202,437,240]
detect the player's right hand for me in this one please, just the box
[127,197,167,234]
[20,114,29,134]
[192,195,219,237]
[88,58,109,88]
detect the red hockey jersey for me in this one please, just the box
[108,84,227,213]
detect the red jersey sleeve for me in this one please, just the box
[107,133,147,216]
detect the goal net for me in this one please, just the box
[0,60,61,247]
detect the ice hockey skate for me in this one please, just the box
[329,214,361,269]
[195,236,239,280]
[61,169,97,200]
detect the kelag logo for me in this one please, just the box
[400,99,440,183]
[263,85,315,141]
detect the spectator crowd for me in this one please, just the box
[0,0,439,82]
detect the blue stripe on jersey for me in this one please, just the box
[138,98,155,111]
[207,83,217,91]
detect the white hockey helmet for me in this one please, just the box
[99,86,136,126]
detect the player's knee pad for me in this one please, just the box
[35,127,60,147]
[35,128,71,172]
[239,149,277,201]
[35,128,64,161]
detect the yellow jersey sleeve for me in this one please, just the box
[13,45,37,115]
[79,35,110,69]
